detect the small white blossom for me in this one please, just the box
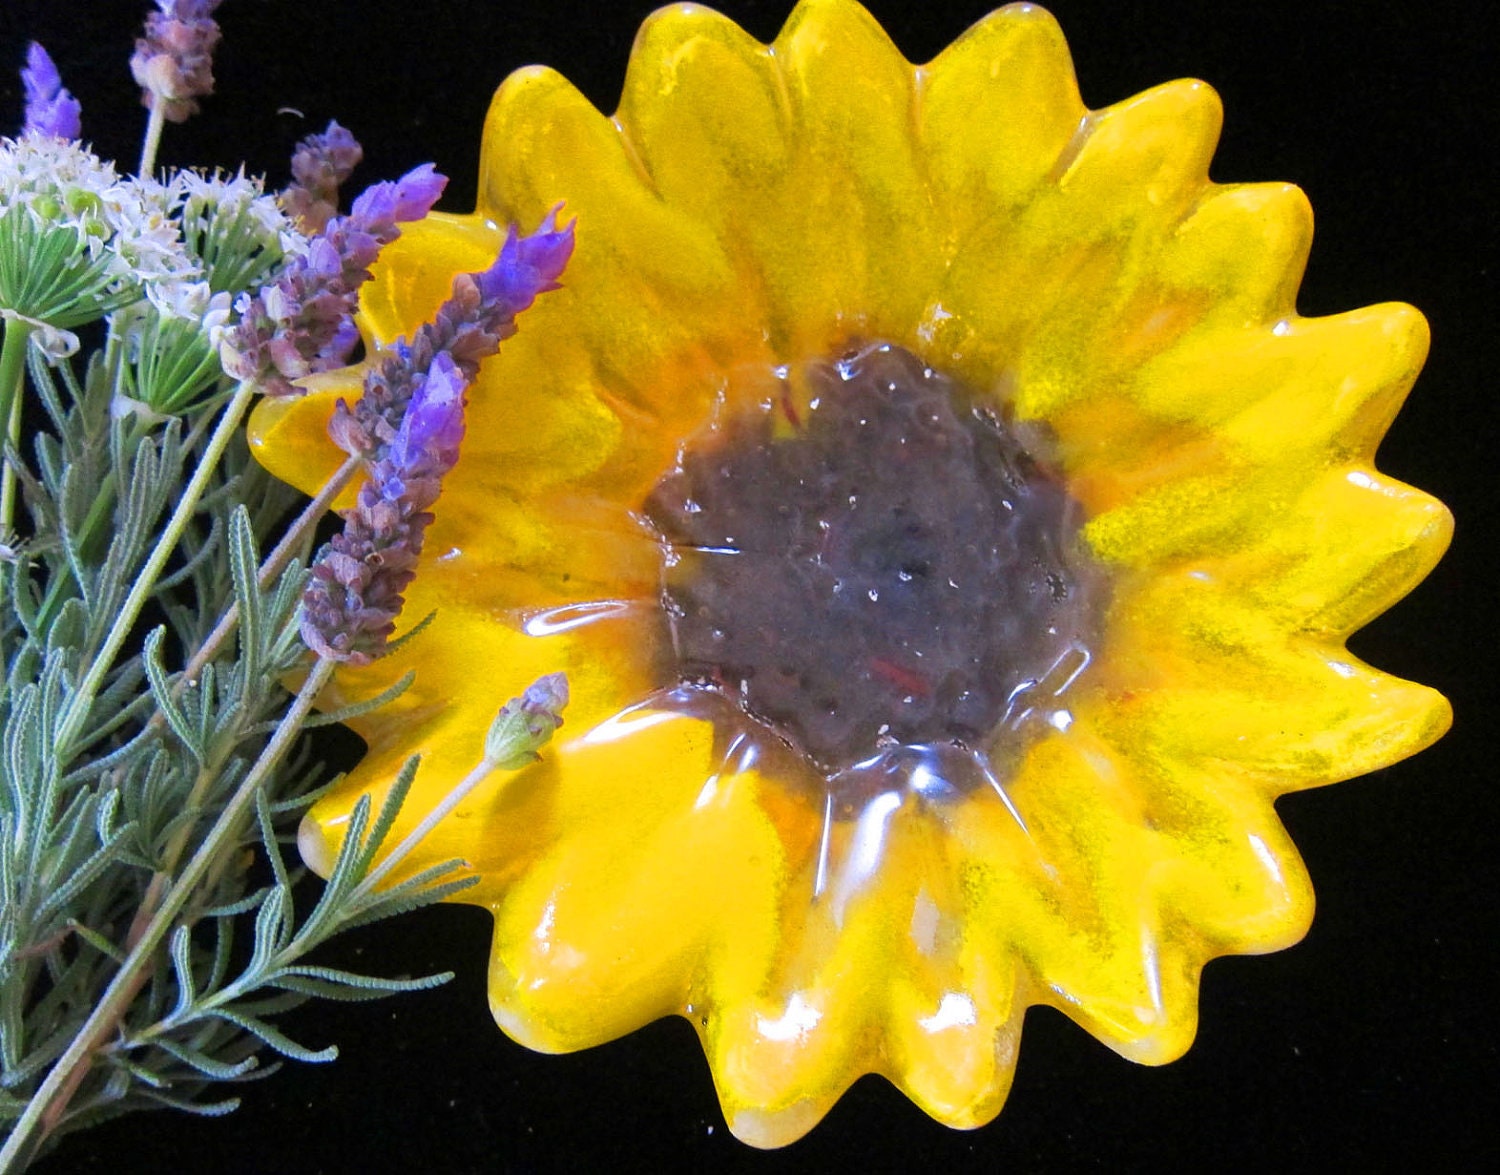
[145,277,230,325]
[108,277,235,414]
[0,309,81,361]
[111,174,198,283]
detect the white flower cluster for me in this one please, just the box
[0,130,117,214]
[0,130,196,292]
[2,134,309,383]
[113,278,236,417]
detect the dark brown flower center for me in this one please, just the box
[643,342,1104,776]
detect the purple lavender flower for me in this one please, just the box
[131,0,224,124]
[387,351,467,479]
[349,163,447,228]
[282,120,364,235]
[475,207,576,311]
[301,211,576,664]
[220,164,448,397]
[20,43,81,140]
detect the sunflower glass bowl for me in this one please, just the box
[249,0,1451,1148]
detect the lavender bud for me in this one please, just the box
[388,352,467,477]
[484,674,569,769]
[20,43,81,140]
[131,0,224,124]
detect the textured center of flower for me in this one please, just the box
[644,342,1104,775]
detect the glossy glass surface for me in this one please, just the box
[249,0,1452,1148]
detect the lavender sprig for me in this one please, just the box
[282,120,364,235]
[20,43,81,140]
[300,209,575,664]
[219,164,447,397]
[130,0,224,125]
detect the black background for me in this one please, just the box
[1,1,1494,1171]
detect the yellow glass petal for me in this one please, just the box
[1102,578,1451,791]
[617,7,789,232]
[765,0,940,349]
[478,65,753,402]
[921,5,1084,219]
[298,609,666,884]
[1211,466,1453,636]
[705,786,1028,1144]
[1127,303,1428,457]
[994,731,1198,1063]
[488,716,793,1052]
[247,379,357,503]
[1160,182,1312,329]
[1006,80,1224,419]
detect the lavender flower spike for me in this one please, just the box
[131,0,224,123]
[302,211,576,664]
[21,43,81,140]
[283,120,364,235]
[485,673,569,769]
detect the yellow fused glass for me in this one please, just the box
[249,0,1451,1147]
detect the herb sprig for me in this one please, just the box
[0,9,571,1169]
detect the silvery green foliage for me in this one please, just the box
[0,141,473,1163]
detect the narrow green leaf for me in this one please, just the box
[200,887,272,919]
[340,872,480,934]
[206,1009,337,1064]
[143,627,204,762]
[381,609,436,656]
[68,921,125,965]
[272,963,453,994]
[255,791,291,893]
[357,754,423,875]
[226,507,263,684]
[150,514,222,593]
[153,1039,259,1081]
[166,925,198,1022]
[269,970,453,1002]
[206,917,235,994]
[114,1060,171,1090]
[136,1089,242,1117]
[297,671,415,730]
[245,884,293,980]
[34,824,132,924]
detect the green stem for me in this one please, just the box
[51,381,256,761]
[174,453,362,692]
[355,756,494,898]
[0,657,336,1171]
[137,97,167,179]
[0,317,33,542]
